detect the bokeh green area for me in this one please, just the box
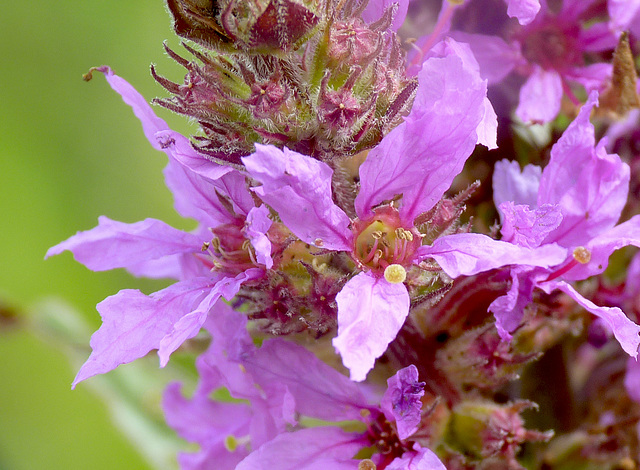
[0,1,199,468]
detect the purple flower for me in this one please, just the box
[46,67,271,387]
[243,40,566,381]
[451,0,616,123]
[490,92,640,357]
[165,303,444,469]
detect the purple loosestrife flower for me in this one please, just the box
[164,302,445,469]
[46,67,272,387]
[242,39,566,381]
[490,91,640,357]
[450,0,617,123]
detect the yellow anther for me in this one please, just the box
[395,228,406,239]
[404,230,414,241]
[339,103,345,109]
[371,231,383,240]
[358,460,377,470]
[224,435,239,452]
[384,264,407,284]
[573,246,591,264]
[201,242,210,251]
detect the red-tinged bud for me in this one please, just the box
[328,18,380,65]
[445,400,552,467]
[167,0,323,53]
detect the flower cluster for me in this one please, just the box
[48,0,640,469]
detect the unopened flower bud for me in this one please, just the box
[167,0,322,53]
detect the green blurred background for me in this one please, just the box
[0,1,198,468]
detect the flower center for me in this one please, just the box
[520,20,581,71]
[200,220,257,274]
[352,206,421,276]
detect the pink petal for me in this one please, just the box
[386,444,447,470]
[516,67,563,124]
[449,33,521,84]
[163,162,249,226]
[155,129,231,181]
[158,269,263,366]
[242,339,369,422]
[236,427,363,470]
[499,202,563,248]
[245,205,273,269]
[72,277,221,387]
[356,41,489,223]
[46,216,202,271]
[539,92,630,247]
[381,365,425,440]
[243,145,352,250]
[505,0,541,25]
[488,266,538,339]
[562,215,640,281]
[542,281,640,358]
[416,233,567,278]
[493,160,542,210]
[95,67,229,182]
[95,66,168,148]
[332,273,410,381]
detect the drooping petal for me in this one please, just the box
[493,160,542,210]
[516,67,563,124]
[541,281,640,358]
[415,233,567,278]
[499,202,563,248]
[505,0,540,25]
[235,427,363,470]
[245,205,273,269]
[332,273,410,381]
[46,216,203,271]
[72,276,221,387]
[386,443,447,470]
[361,0,409,31]
[242,145,352,251]
[241,339,369,422]
[539,92,631,247]
[356,42,489,223]
[381,365,425,440]
[562,215,640,281]
[158,269,263,366]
